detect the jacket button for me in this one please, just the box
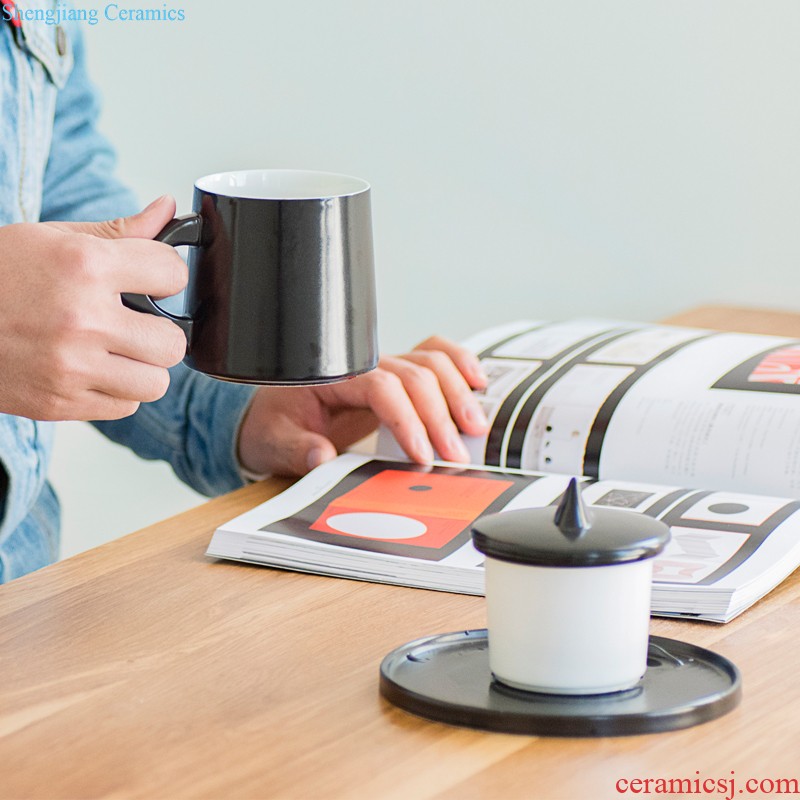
[56,26,67,56]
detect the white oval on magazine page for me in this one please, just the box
[326,512,428,540]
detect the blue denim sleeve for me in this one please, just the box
[93,368,256,497]
[0,416,58,577]
[40,23,256,497]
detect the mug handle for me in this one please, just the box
[120,213,203,344]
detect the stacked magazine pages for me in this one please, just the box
[207,318,800,622]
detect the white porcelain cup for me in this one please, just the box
[485,557,654,694]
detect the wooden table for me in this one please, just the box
[3,306,800,799]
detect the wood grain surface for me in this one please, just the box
[2,307,800,799]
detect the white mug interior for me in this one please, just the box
[195,169,370,201]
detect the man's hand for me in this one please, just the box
[0,196,188,421]
[237,336,490,477]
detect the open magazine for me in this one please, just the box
[207,318,800,623]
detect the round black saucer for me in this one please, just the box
[379,630,741,737]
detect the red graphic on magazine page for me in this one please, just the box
[713,343,800,395]
[267,460,536,561]
[310,469,514,549]
[747,346,800,384]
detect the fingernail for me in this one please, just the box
[143,195,168,212]
[470,356,488,385]
[306,447,328,471]
[463,403,489,429]
[413,435,435,464]
[449,434,471,463]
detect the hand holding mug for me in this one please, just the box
[0,196,188,421]
[123,169,379,385]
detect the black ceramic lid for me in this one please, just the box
[471,478,670,567]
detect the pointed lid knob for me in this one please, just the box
[554,478,592,540]
[471,478,670,567]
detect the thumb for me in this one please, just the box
[281,427,339,477]
[53,195,177,240]
[250,417,339,478]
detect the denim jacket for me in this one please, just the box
[0,9,257,582]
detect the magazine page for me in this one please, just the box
[207,454,545,593]
[378,319,800,498]
[208,454,800,622]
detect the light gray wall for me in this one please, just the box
[52,0,800,557]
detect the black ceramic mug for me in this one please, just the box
[123,169,379,385]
